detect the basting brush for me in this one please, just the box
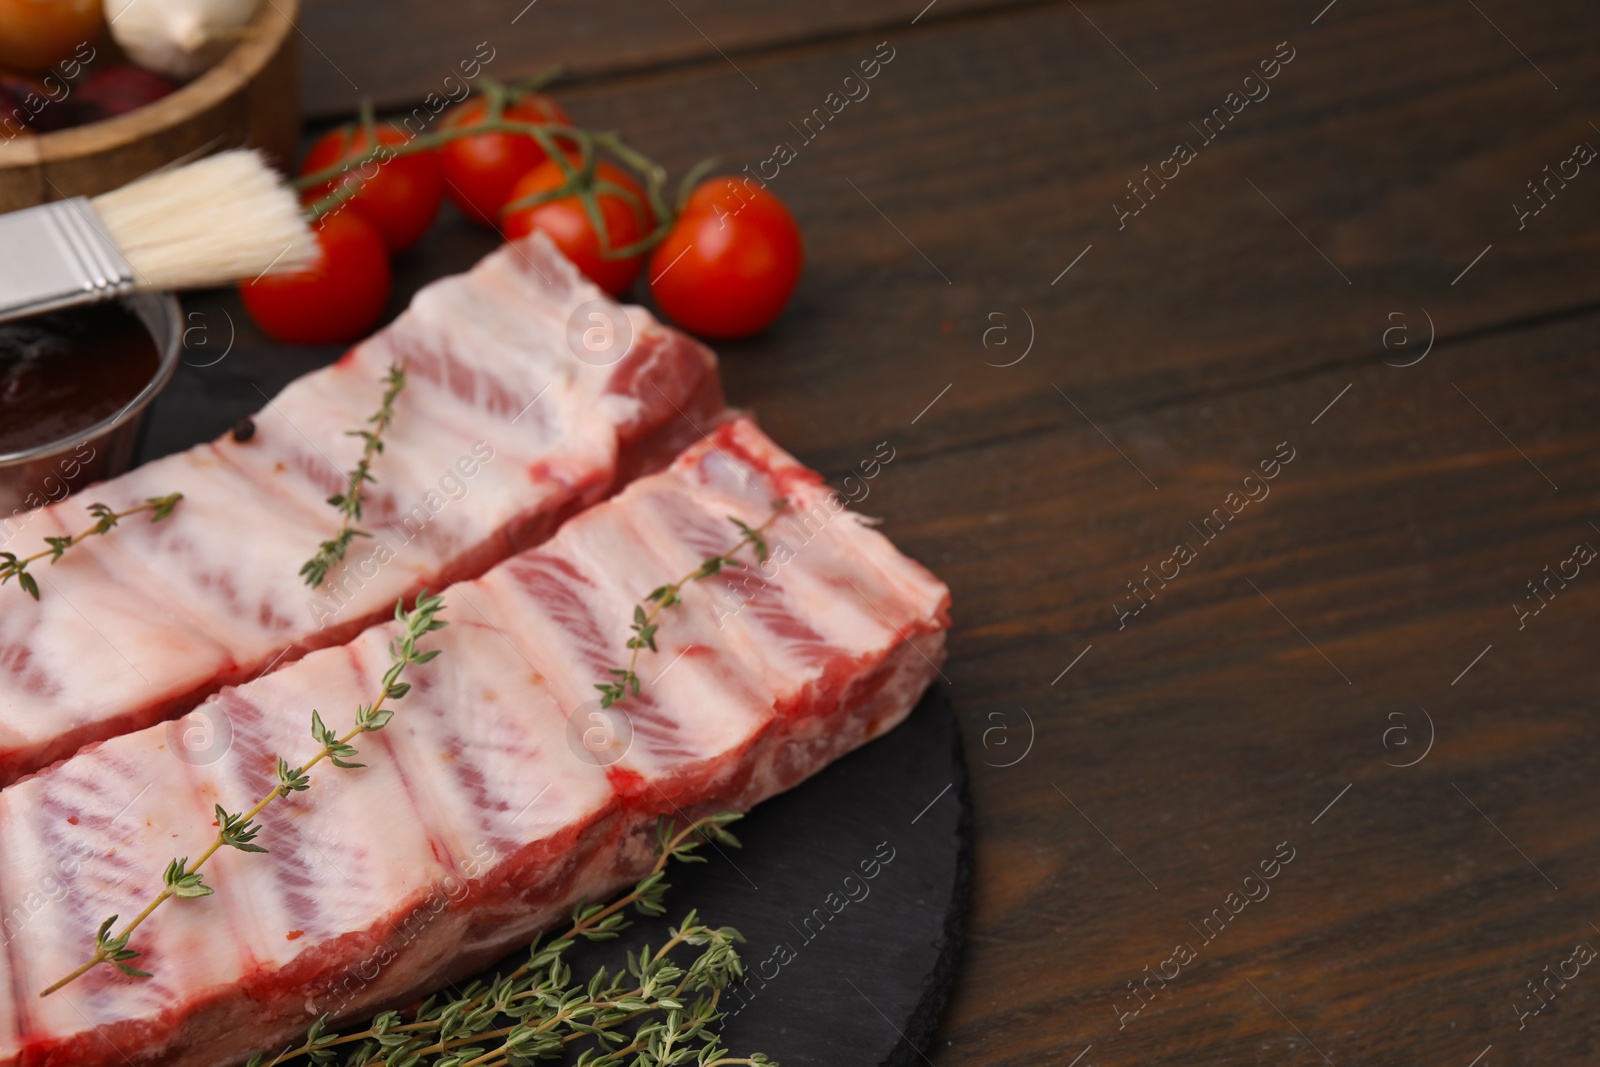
[0,149,315,324]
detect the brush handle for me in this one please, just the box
[0,199,136,325]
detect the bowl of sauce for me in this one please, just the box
[0,293,180,518]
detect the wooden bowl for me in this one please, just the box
[0,0,300,212]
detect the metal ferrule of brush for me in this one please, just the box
[0,197,137,324]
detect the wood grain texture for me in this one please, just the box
[147,0,1600,1062]
[294,0,1033,118]
[0,0,299,211]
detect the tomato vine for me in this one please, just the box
[295,75,697,264]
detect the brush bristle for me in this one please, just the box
[90,150,317,291]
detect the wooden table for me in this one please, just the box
[151,1,1600,1062]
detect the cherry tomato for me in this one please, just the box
[239,211,391,346]
[0,0,102,73]
[301,123,444,253]
[439,93,571,228]
[648,179,803,340]
[501,159,651,296]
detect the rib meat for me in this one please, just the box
[0,233,723,786]
[0,417,950,1067]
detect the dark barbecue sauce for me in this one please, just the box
[0,302,159,454]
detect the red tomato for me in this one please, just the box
[501,159,651,296]
[439,93,571,227]
[300,123,444,253]
[648,179,803,340]
[239,211,391,346]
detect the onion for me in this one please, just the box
[104,0,259,81]
[0,0,104,74]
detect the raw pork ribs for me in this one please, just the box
[0,232,722,786]
[0,417,949,1067]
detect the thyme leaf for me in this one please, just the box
[300,363,407,588]
[276,757,311,795]
[216,804,268,854]
[92,915,149,979]
[163,857,213,899]
[596,500,788,709]
[0,494,183,602]
[40,594,448,998]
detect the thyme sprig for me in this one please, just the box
[0,494,181,601]
[301,362,408,588]
[40,594,448,998]
[245,813,772,1067]
[597,500,788,709]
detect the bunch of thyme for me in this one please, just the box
[40,594,448,997]
[0,494,182,601]
[301,362,408,588]
[246,814,773,1067]
[597,500,788,709]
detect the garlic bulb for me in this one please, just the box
[105,0,260,81]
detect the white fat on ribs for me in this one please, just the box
[0,417,950,1067]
